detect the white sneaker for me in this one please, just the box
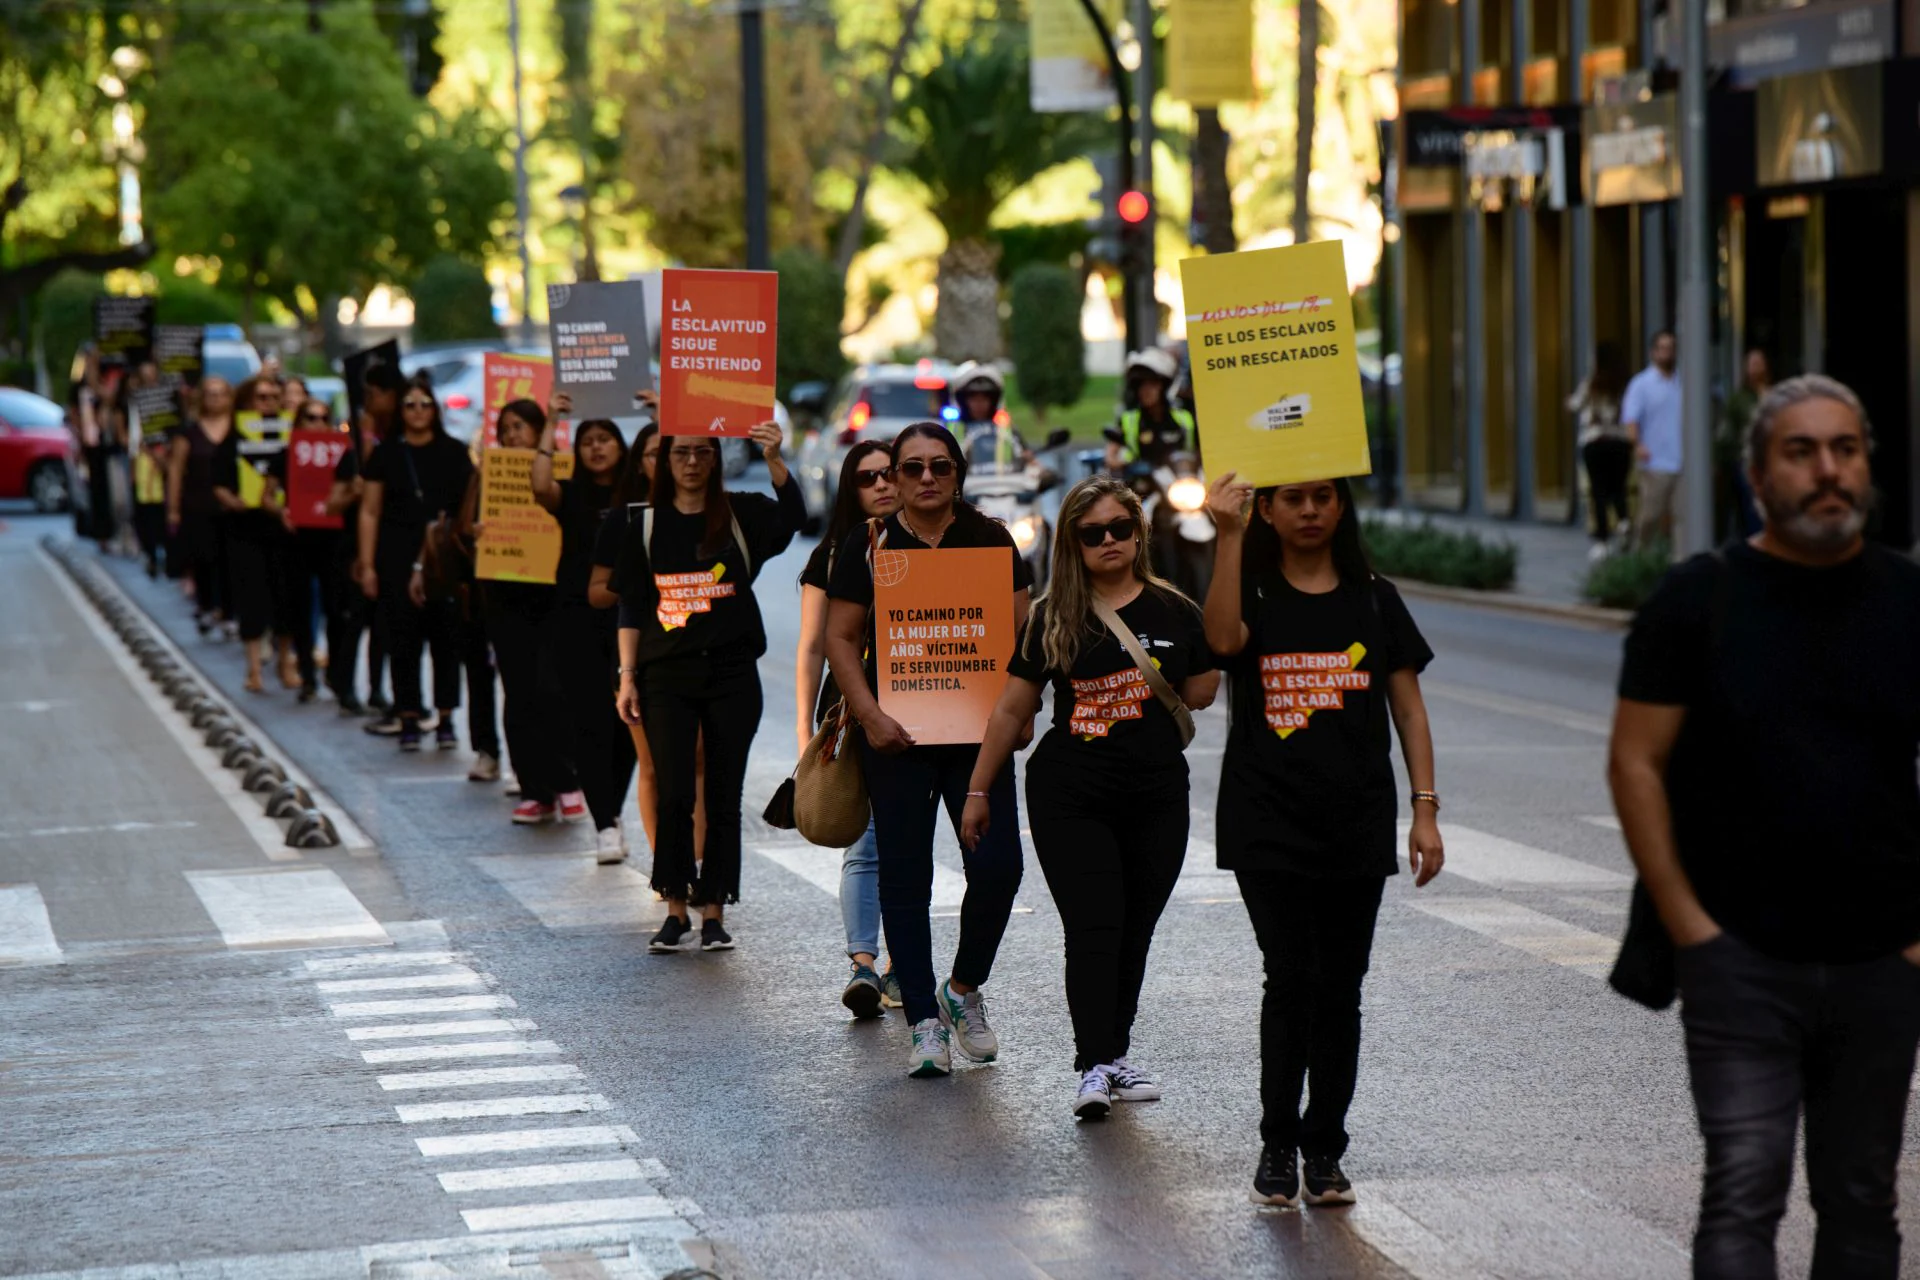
[1588,542,1610,563]
[938,980,998,1062]
[906,1017,951,1079]
[1105,1056,1161,1102]
[467,751,500,783]
[595,825,628,865]
[1072,1067,1112,1119]
[503,774,522,798]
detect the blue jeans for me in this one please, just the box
[841,819,880,960]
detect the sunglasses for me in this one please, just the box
[891,458,956,481]
[1076,517,1139,548]
[300,410,331,423]
[403,399,435,410]
[851,467,891,489]
[669,446,716,463]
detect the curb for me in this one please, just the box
[1392,577,1633,629]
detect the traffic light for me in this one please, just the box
[1117,190,1151,224]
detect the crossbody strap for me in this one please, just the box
[641,504,754,580]
[1090,596,1196,749]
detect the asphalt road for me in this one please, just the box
[1,500,1911,1279]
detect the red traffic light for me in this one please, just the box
[1117,190,1151,224]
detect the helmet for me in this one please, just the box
[952,361,1006,402]
[1125,348,1179,385]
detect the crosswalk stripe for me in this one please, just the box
[346,1018,538,1041]
[415,1126,638,1159]
[0,884,62,965]
[394,1094,609,1124]
[459,1196,680,1233]
[360,1040,561,1064]
[314,970,485,994]
[186,868,390,950]
[754,842,968,909]
[328,994,517,1018]
[1580,814,1623,831]
[305,951,461,974]
[1410,897,1620,977]
[472,855,664,931]
[436,1159,650,1193]
[1433,825,1632,890]
[377,1064,584,1091]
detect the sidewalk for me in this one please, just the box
[1364,505,1629,624]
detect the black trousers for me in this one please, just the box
[488,601,572,803]
[1583,437,1634,542]
[1677,932,1920,1280]
[134,504,167,574]
[459,605,500,755]
[548,604,632,830]
[226,529,294,643]
[179,512,227,621]
[1028,757,1186,1072]
[285,530,339,688]
[379,570,460,719]
[327,562,381,705]
[1237,869,1386,1158]
[641,647,761,906]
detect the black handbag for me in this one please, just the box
[1608,880,1676,1010]
[762,777,796,829]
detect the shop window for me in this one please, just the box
[1403,0,1456,79]
[1405,214,1463,506]
[1482,0,1512,70]
[1529,0,1564,59]
[1590,0,1638,51]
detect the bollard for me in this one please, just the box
[284,809,340,849]
[264,781,314,818]
[189,701,225,728]
[220,739,260,769]
[223,750,261,777]
[203,722,241,748]
[243,759,287,792]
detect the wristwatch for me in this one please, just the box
[1411,790,1441,810]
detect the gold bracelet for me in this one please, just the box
[1411,790,1441,810]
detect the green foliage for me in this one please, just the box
[38,269,104,403]
[410,257,499,344]
[1360,518,1519,591]
[772,247,850,401]
[989,220,1092,284]
[154,278,244,328]
[1005,374,1119,441]
[1007,263,1085,419]
[1583,542,1673,610]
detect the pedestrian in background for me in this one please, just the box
[1609,374,1920,1280]
[824,422,1031,1079]
[614,420,804,954]
[325,363,401,715]
[1625,330,1683,552]
[963,475,1217,1119]
[127,361,172,579]
[795,440,900,1018]
[214,375,297,693]
[285,396,344,702]
[166,375,234,636]
[1202,471,1444,1209]
[1717,347,1770,540]
[1572,341,1632,559]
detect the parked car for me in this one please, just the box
[202,324,263,386]
[795,361,957,531]
[400,343,502,442]
[0,387,73,511]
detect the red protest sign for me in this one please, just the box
[659,268,777,437]
[288,429,350,529]
[481,354,563,449]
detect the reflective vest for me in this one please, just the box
[1118,407,1195,462]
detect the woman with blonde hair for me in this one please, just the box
[962,475,1218,1117]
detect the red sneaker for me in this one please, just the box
[511,800,556,826]
[557,791,589,823]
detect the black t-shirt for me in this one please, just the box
[210,432,286,541]
[365,433,473,548]
[614,475,805,662]
[1008,587,1212,772]
[1619,542,1920,963]
[554,477,615,606]
[801,535,843,727]
[1217,572,1432,877]
[825,510,1035,695]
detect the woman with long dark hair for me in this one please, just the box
[284,395,345,702]
[1201,471,1444,1208]
[327,363,402,714]
[614,419,803,952]
[355,376,474,751]
[1573,341,1633,555]
[213,375,299,692]
[797,440,900,1017]
[962,475,1217,1117]
[824,422,1032,1078]
[166,375,234,636]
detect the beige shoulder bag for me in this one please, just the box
[1090,596,1197,749]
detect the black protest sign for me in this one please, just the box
[93,296,155,367]
[131,383,183,445]
[154,325,205,385]
[547,280,654,421]
[344,338,403,436]
[234,413,290,508]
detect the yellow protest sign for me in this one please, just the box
[1029,0,1121,113]
[1180,240,1370,488]
[1169,0,1255,105]
[474,448,561,585]
[233,413,289,508]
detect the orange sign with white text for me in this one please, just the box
[658,268,777,438]
[874,548,1014,745]
[482,353,569,476]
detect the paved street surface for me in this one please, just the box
[2,502,1910,1279]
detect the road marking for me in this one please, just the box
[328,993,517,1018]
[460,1196,680,1234]
[416,1125,641,1159]
[1581,813,1623,831]
[437,1158,651,1194]
[1424,680,1611,736]
[754,841,969,909]
[1410,897,1620,977]
[313,969,486,994]
[1427,824,1633,890]
[0,698,68,712]
[0,884,62,965]
[395,1094,609,1124]
[186,868,390,950]
[305,950,460,974]
[346,1018,538,1041]
[473,854,665,931]
[361,1040,561,1064]
[1,819,196,840]
[377,1064,585,1091]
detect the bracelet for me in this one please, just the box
[965,791,989,799]
[535,448,554,457]
[1411,790,1441,810]
[411,561,424,573]
[618,666,640,675]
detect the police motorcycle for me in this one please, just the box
[1099,348,1213,600]
[948,362,1067,592]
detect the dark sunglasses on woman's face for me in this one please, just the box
[403,399,434,411]
[852,467,891,489]
[300,410,331,423]
[891,458,956,481]
[1076,516,1139,548]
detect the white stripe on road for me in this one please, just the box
[346,1018,538,1041]
[377,1064,584,1091]
[186,868,390,950]
[1425,824,1632,890]
[1410,897,1620,977]
[314,969,485,994]
[1580,814,1623,832]
[361,1040,560,1064]
[1423,680,1611,736]
[305,950,460,974]
[754,842,968,910]
[472,855,664,931]
[415,1125,639,1159]
[0,884,62,965]
[395,1094,609,1124]
[459,1197,680,1234]
[436,1158,650,1193]
[329,994,516,1018]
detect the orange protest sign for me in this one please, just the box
[481,353,571,476]
[474,447,561,585]
[659,268,777,438]
[874,548,1014,745]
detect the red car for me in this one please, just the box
[0,387,73,511]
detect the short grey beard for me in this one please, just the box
[1759,483,1873,555]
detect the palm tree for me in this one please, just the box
[1292,0,1320,245]
[891,23,1104,361]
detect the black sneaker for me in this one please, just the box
[364,714,405,737]
[700,918,735,951]
[297,684,317,705]
[649,915,695,953]
[435,722,457,751]
[336,697,365,717]
[1250,1145,1299,1207]
[368,694,392,714]
[1301,1154,1355,1206]
[398,724,422,753]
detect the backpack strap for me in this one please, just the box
[731,510,753,580]
[646,502,753,579]
[1090,596,1197,749]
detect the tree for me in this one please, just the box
[1191,109,1237,254]
[1292,0,1320,245]
[1008,263,1085,422]
[411,257,499,344]
[772,246,849,401]
[888,23,1104,361]
[832,0,932,279]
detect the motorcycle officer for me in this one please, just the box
[953,362,1035,471]
[1104,348,1197,472]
